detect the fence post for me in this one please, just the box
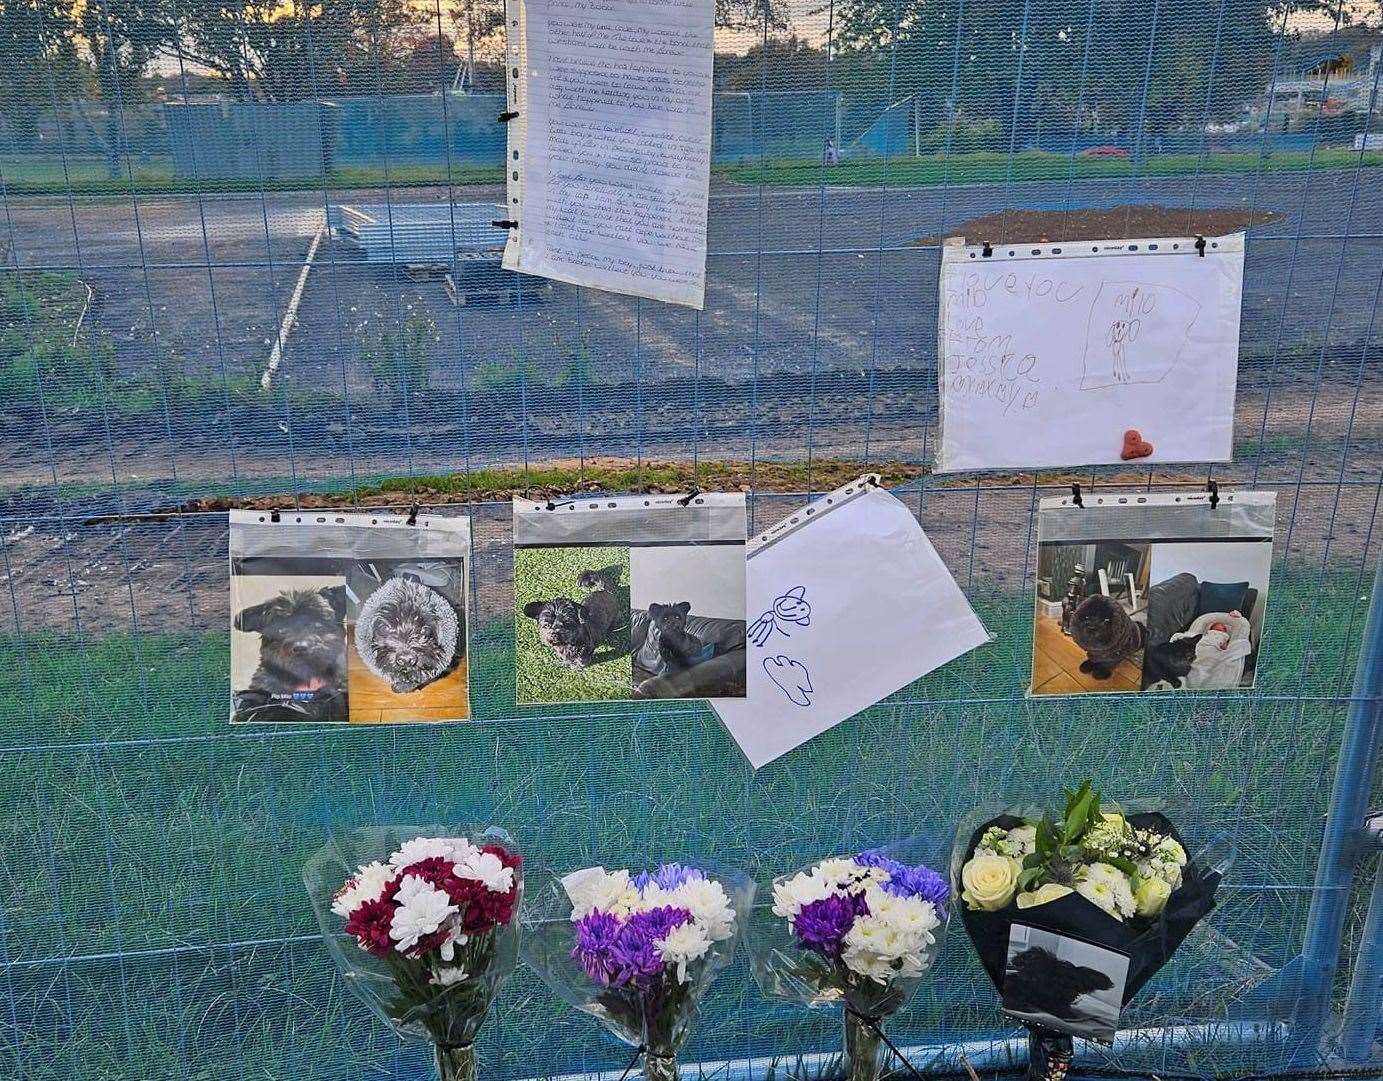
[1292,555,1383,1061]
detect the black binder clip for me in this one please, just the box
[677,489,700,506]
[270,508,281,523]
[1071,483,1084,508]
[981,241,994,258]
[1194,235,1207,257]
[864,474,881,488]
[406,504,420,526]
[492,219,519,230]
[1206,480,1219,510]
[497,110,519,123]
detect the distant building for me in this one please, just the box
[1265,29,1381,113]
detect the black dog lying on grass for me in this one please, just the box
[523,568,623,669]
[234,586,347,721]
[1005,945,1115,1021]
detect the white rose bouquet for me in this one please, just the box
[953,783,1227,1081]
[522,862,754,1081]
[747,842,950,1081]
[303,826,523,1081]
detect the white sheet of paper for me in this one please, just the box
[936,234,1245,472]
[713,482,989,768]
[502,0,713,308]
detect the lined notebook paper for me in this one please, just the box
[502,0,715,309]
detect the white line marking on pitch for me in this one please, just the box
[261,217,324,391]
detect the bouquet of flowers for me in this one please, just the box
[748,844,951,1081]
[954,783,1228,1081]
[524,863,754,1081]
[303,827,523,1081]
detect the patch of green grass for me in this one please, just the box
[514,545,633,704]
[722,147,1383,188]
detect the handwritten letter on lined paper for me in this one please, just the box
[935,233,1245,472]
[503,0,714,308]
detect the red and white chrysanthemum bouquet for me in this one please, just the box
[304,826,523,1081]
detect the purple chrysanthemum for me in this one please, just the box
[857,851,950,910]
[572,910,622,984]
[609,906,691,986]
[633,864,707,891]
[792,893,863,957]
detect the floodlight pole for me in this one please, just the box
[1293,555,1383,1063]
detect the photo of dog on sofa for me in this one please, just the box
[1142,540,1272,690]
[231,562,349,723]
[1003,925,1129,1043]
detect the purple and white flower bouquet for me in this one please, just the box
[746,844,951,1081]
[523,862,755,1081]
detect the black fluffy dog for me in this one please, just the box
[1144,634,1201,688]
[1069,594,1145,679]
[634,601,710,677]
[235,586,347,720]
[1005,946,1115,1021]
[523,568,623,668]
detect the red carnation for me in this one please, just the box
[344,897,395,958]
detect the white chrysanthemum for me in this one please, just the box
[666,878,737,941]
[1155,836,1188,866]
[430,965,470,987]
[389,876,457,953]
[841,914,932,983]
[332,861,394,917]
[390,836,478,869]
[564,868,640,920]
[862,886,940,939]
[458,850,514,894]
[655,921,712,983]
[1076,862,1136,920]
[1006,825,1038,859]
[771,870,835,918]
[438,923,470,962]
[1137,857,1183,889]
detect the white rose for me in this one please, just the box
[960,851,1019,912]
[1015,882,1073,910]
[1134,876,1172,917]
[1155,836,1188,866]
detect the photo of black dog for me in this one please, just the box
[633,601,709,676]
[1004,946,1115,1020]
[1143,633,1200,688]
[234,585,348,721]
[1069,594,1146,679]
[523,568,624,669]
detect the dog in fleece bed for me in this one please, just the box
[1147,611,1253,690]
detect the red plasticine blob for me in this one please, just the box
[1121,429,1154,460]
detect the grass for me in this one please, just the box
[513,545,633,704]
[4,146,1379,197]
[722,147,1383,188]
[0,557,1372,1077]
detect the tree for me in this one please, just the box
[448,0,503,90]
[0,0,82,149]
[76,0,170,176]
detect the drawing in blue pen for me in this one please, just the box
[763,655,814,707]
[748,585,812,647]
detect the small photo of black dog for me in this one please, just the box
[1002,925,1129,1043]
[232,580,348,723]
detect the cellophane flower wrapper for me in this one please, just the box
[951,797,1227,1026]
[522,861,755,1062]
[747,835,952,1022]
[303,825,522,1058]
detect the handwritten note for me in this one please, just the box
[713,480,989,769]
[503,0,714,308]
[936,235,1244,472]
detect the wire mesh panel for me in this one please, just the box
[1,0,1381,1078]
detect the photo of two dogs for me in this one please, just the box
[516,544,747,704]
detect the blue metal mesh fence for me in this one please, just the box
[1,0,1381,1078]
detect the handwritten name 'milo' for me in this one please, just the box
[946,313,1040,416]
